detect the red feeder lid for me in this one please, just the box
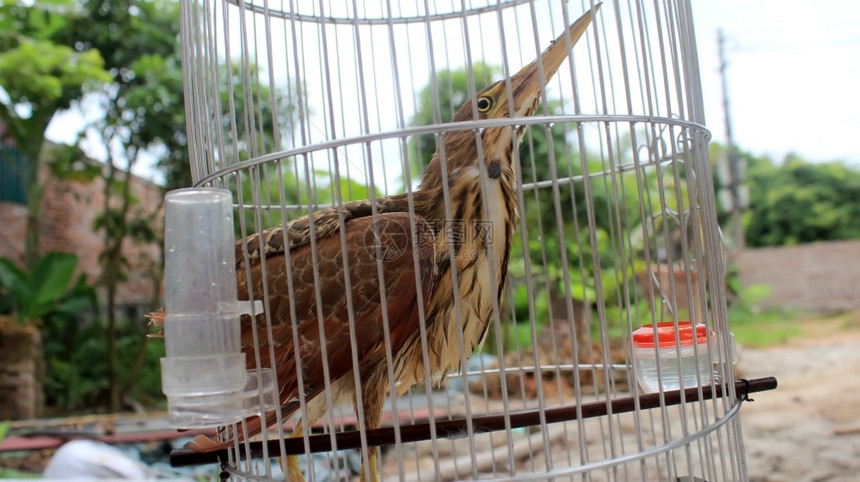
[631,321,711,348]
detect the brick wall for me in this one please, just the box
[0,202,27,260]
[733,240,860,312]
[0,165,163,309]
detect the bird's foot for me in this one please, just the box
[358,450,380,482]
[279,454,304,482]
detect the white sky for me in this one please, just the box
[45,0,860,182]
[692,0,860,165]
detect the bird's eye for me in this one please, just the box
[476,96,493,113]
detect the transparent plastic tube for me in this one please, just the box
[159,188,246,428]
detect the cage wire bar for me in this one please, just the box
[172,0,772,480]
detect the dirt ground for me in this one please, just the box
[736,313,860,482]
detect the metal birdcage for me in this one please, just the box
[164,0,775,480]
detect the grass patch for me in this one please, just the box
[729,316,803,348]
[838,311,860,331]
[0,468,40,479]
[728,303,802,348]
[732,310,860,348]
[726,282,804,348]
[0,420,39,479]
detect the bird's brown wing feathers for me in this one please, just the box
[187,212,436,452]
[237,196,411,270]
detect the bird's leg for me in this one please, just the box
[362,446,379,482]
[355,369,388,482]
[279,421,306,482]
[353,426,381,482]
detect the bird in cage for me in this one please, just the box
[150,6,598,482]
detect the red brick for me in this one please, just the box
[0,163,163,307]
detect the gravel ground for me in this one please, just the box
[736,314,860,482]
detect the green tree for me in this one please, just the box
[743,152,860,247]
[0,0,111,268]
[215,62,303,235]
[56,0,181,411]
[0,252,95,324]
[0,251,97,416]
[2,0,305,413]
[60,0,301,410]
[0,0,108,417]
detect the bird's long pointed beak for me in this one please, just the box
[510,4,600,110]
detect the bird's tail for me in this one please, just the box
[145,309,165,338]
[185,415,269,452]
[186,397,312,452]
[184,387,324,451]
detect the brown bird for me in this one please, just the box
[150,6,597,481]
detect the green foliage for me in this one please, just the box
[736,149,860,247]
[234,163,380,238]
[604,301,651,336]
[0,0,111,117]
[57,0,183,410]
[42,314,165,411]
[0,252,95,323]
[0,469,40,479]
[725,264,775,321]
[65,0,183,151]
[219,63,297,162]
[0,39,106,103]
[0,0,109,126]
[0,0,112,267]
[315,172,381,205]
[0,0,71,40]
[0,0,302,413]
[0,0,305,414]
[196,61,304,234]
[126,53,187,189]
[731,319,803,348]
[508,322,538,353]
[0,467,40,479]
[44,143,102,182]
[0,424,39,477]
[0,253,104,411]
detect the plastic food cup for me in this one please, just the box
[630,321,714,393]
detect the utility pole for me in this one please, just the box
[718,29,745,250]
